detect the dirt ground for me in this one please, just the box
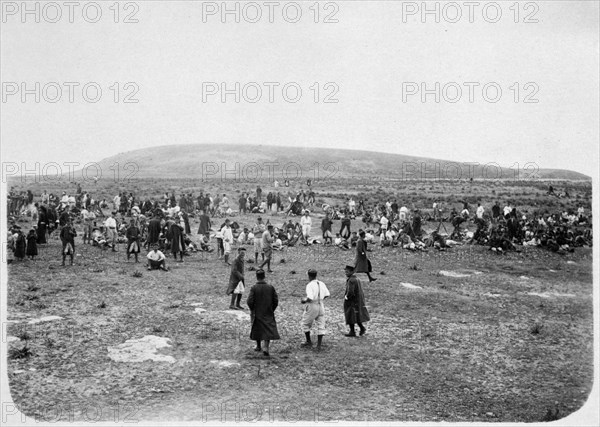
[4,178,595,423]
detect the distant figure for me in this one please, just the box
[247,269,280,357]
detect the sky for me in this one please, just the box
[1,0,599,177]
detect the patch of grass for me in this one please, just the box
[530,322,544,335]
[9,344,33,360]
[17,331,31,341]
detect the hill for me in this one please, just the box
[92,144,591,181]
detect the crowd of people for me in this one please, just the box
[6,181,592,355]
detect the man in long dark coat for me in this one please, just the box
[146,215,162,249]
[37,206,48,244]
[354,230,376,282]
[227,248,246,310]
[343,265,370,337]
[197,210,212,236]
[170,221,185,262]
[181,211,191,234]
[247,269,280,357]
[412,209,422,238]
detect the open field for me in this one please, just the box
[4,177,594,423]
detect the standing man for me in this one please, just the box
[227,247,246,309]
[300,210,312,244]
[259,224,274,273]
[147,213,162,249]
[126,219,141,263]
[321,214,333,245]
[355,230,376,282]
[476,203,485,220]
[379,214,389,245]
[247,269,280,357]
[60,221,77,266]
[197,209,212,236]
[104,212,118,252]
[252,217,266,264]
[170,220,185,262]
[300,269,330,349]
[221,219,234,265]
[492,201,501,222]
[343,265,370,337]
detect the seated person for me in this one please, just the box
[91,226,108,248]
[199,232,214,252]
[147,244,169,271]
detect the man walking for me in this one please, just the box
[247,269,280,357]
[343,265,370,337]
[355,230,376,282]
[300,269,330,349]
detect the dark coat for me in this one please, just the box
[354,238,372,273]
[344,274,370,325]
[170,223,185,254]
[26,234,38,256]
[227,256,245,295]
[14,232,26,258]
[182,212,191,234]
[247,280,280,340]
[37,210,48,244]
[197,214,211,235]
[147,218,161,244]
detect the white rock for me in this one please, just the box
[12,370,25,374]
[482,292,501,298]
[220,310,250,321]
[194,308,207,314]
[28,316,63,324]
[107,335,175,364]
[190,303,204,307]
[567,261,576,264]
[210,360,240,368]
[527,292,576,298]
[439,270,471,278]
[6,336,20,342]
[400,283,422,290]
[527,292,551,298]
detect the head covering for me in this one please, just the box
[307,269,317,275]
